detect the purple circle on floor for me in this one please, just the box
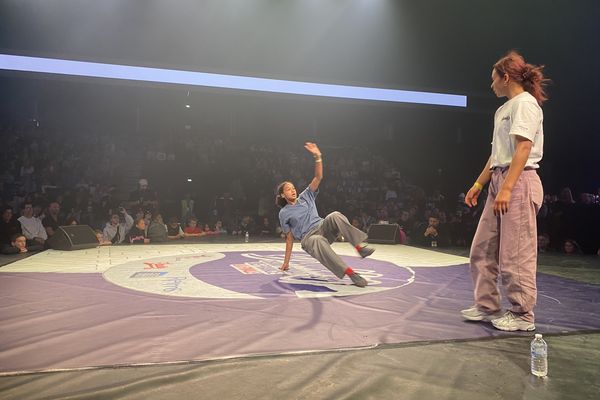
[189,251,413,298]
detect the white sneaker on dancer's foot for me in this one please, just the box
[461,306,503,322]
[491,311,536,331]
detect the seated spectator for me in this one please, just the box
[351,216,362,230]
[42,201,65,237]
[183,217,204,237]
[537,233,551,253]
[258,216,274,236]
[203,223,214,235]
[562,239,582,255]
[147,213,168,242]
[167,217,185,240]
[1,234,43,255]
[103,207,134,244]
[420,216,446,247]
[0,206,22,247]
[213,220,227,235]
[125,217,150,244]
[18,202,47,246]
[94,229,112,246]
[66,217,79,225]
[233,215,254,236]
[359,211,375,232]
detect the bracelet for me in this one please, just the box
[315,158,322,163]
[473,182,484,191]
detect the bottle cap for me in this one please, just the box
[535,333,542,339]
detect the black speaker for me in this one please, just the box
[47,225,98,250]
[367,223,402,244]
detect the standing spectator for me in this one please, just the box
[180,193,195,227]
[129,178,159,212]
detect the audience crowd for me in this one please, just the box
[2,124,599,256]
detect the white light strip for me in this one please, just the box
[0,54,467,107]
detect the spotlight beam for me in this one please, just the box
[0,54,467,107]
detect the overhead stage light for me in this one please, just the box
[0,54,467,107]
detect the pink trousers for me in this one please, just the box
[469,168,543,322]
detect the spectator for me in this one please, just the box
[258,216,274,236]
[147,213,168,243]
[351,216,362,230]
[1,233,43,255]
[562,239,582,255]
[0,206,22,246]
[42,201,65,237]
[213,220,227,235]
[537,233,551,253]
[180,193,195,226]
[167,217,185,240]
[65,217,79,225]
[103,207,134,244]
[125,217,150,244]
[183,217,204,237]
[17,202,47,246]
[421,216,446,247]
[128,178,158,212]
[94,229,111,246]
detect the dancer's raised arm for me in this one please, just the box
[304,142,322,192]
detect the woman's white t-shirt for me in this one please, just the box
[490,91,544,169]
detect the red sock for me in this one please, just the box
[345,267,354,275]
[355,245,362,251]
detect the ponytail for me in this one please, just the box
[494,51,551,106]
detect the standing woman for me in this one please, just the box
[277,142,374,287]
[461,51,549,331]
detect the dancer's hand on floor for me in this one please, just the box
[279,262,289,272]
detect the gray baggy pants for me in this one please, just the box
[469,168,543,322]
[301,211,368,278]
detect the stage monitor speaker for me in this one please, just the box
[47,225,98,251]
[367,223,402,244]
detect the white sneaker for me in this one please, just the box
[491,311,536,331]
[461,306,503,322]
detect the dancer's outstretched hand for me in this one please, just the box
[304,142,321,157]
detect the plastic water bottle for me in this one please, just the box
[244,231,249,243]
[531,333,548,377]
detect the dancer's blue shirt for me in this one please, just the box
[279,187,323,240]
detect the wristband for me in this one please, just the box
[473,182,484,191]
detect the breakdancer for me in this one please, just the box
[276,142,374,287]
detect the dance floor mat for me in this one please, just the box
[1,243,599,375]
